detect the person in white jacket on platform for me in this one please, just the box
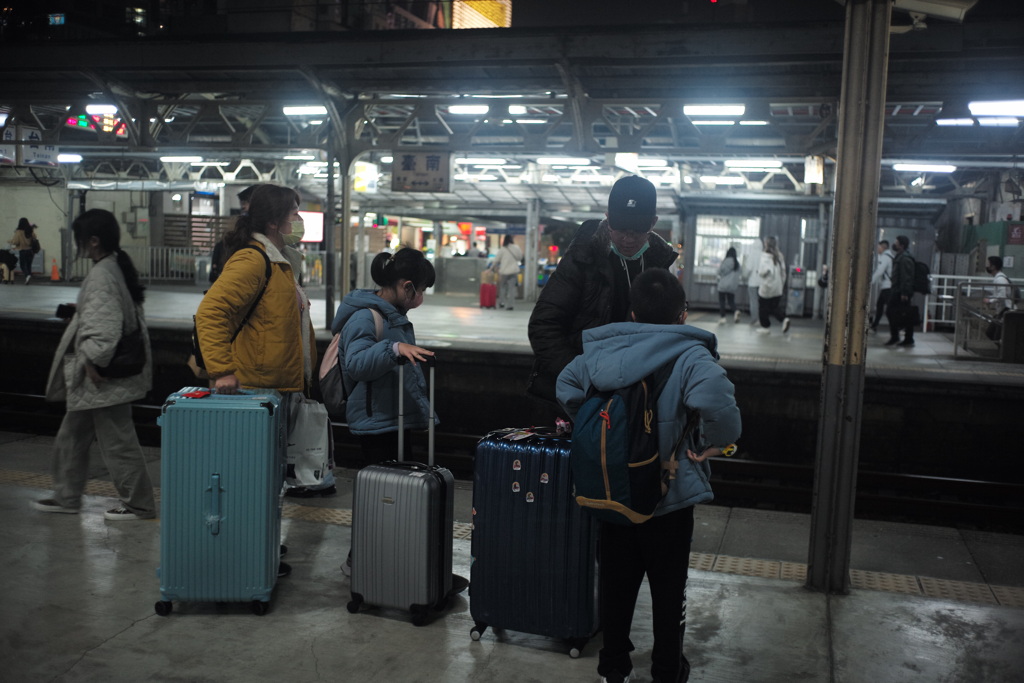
[755,236,790,334]
[493,234,524,311]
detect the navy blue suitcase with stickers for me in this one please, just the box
[468,428,599,657]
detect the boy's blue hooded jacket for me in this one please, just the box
[556,322,741,515]
[331,289,434,435]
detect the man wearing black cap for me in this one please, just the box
[527,175,678,404]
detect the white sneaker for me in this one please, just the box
[782,317,791,333]
[104,505,147,521]
[25,275,31,285]
[718,317,726,324]
[755,326,770,335]
[734,310,741,323]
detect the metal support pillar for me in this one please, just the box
[524,197,540,302]
[324,144,337,327]
[807,0,892,594]
[339,160,353,303]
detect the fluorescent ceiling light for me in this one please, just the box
[160,156,202,163]
[513,119,547,124]
[284,155,317,160]
[193,161,231,166]
[283,106,328,116]
[0,113,7,126]
[685,105,745,116]
[935,118,975,126]
[977,117,1019,127]
[968,100,1024,117]
[700,176,746,185]
[381,156,393,163]
[508,105,527,115]
[537,157,591,166]
[57,153,82,163]
[448,105,489,115]
[308,120,323,125]
[725,159,783,168]
[683,175,694,184]
[892,163,956,173]
[455,158,506,165]
[636,159,669,167]
[85,104,117,115]
[740,120,769,126]
[692,120,736,126]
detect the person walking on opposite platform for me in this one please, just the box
[10,218,38,284]
[869,239,894,333]
[884,235,916,347]
[716,247,740,324]
[494,234,523,311]
[34,209,156,521]
[755,236,790,334]
[557,269,742,683]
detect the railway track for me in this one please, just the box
[2,392,1020,532]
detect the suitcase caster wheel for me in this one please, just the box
[411,605,429,627]
[346,595,363,614]
[155,601,172,617]
[251,601,269,616]
[567,639,586,658]
[470,625,486,641]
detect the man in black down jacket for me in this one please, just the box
[527,175,679,405]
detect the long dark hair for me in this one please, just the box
[16,218,33,236]
[370,248,436,291]
[764,236,783,268]
[72,209,146,304]
[223,184,299,254]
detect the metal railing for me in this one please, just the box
[952,280,1016,359]
[68,247,330,286]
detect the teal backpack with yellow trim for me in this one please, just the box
[569,368,696,525]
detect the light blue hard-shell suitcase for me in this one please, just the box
[346,358,455,626]
[155,387,285,616]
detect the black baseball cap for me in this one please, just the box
[607,175,657,232]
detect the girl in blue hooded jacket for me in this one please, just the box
[331,248,436,466]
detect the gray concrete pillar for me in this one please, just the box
[807,0,892,594]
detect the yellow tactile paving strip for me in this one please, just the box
[4,467,1022,609]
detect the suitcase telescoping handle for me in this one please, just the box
[396,355,436,466]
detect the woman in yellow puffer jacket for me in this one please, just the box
[196,184,316,394]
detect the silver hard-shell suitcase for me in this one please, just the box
[346,357,454,625]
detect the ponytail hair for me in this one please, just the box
[764,235,782,268]
[370,248,436,291]
[223,184,300,254]
[72,209,146,304]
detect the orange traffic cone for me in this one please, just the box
[51,258,61,282]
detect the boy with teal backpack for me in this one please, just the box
[557,268,741,683]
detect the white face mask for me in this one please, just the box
[283,219,305,246]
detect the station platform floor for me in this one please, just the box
[2,280,1024,388]
[2,426,1023,682]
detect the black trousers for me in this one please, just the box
[872,288,890,328]
[357,429,414,468]
[598,506,694,682]
[886,297,916,341]
[757,294,785,328]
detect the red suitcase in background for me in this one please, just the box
[479,283,497,308]
[480,268,498,308]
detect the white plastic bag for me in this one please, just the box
[286,394,332,486]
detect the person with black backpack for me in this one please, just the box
[557,268,741,683]
[885,235,917,347]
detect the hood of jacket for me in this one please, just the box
[577,322,720,391]
[332,288,412,335]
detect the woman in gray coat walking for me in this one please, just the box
[34,209,156,521]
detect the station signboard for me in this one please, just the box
[391,152,452,193]
[0,127,15,165]
[16,126,59,167]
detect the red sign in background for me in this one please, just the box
[1009,222,1024,245]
